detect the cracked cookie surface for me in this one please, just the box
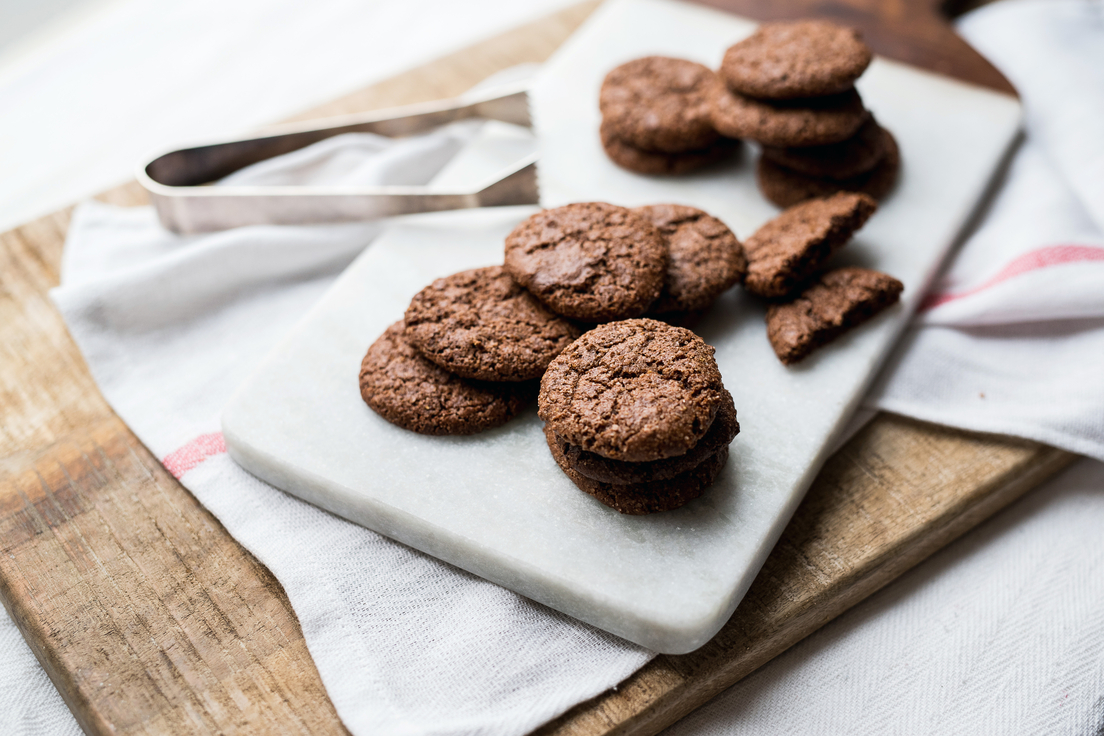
[538,318,725,462]
[633,204,747,313]
[743,191,877,298]
[360,321,534,435]
[504,203,667,321]
[599,56,721,153]
[404,266,580,382]
[554,388,739,485]
[720,20,872,100]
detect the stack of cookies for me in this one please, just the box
[708,20,899,207]
[598,56,737,175]
[596,20,901,209]
[738,191,904,363]
[539,319,739,515]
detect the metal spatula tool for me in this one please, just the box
[137,80,537,233]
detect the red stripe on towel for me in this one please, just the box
[921,244,1104,311]
[162,432,227,479]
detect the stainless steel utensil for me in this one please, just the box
[137,81,538,233]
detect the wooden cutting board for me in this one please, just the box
[0,1,1074,734]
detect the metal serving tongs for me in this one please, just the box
[137,80,538,233]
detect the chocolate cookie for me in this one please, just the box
[757,128,900,207]
[555,388,739,484]
[632,204,747,313]
[743,191,877,298]
[538,318,725,462]
[720,20,872,100]
[547,424,729,514]
[404,266,579,382]
[760,115,888,179]
[766,267,903,364]
[600,120,738,175]
[709,81,867,148]
[359,321,534,435]
[504,202,667,322]
[599,56,721,153]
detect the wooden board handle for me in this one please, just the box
[692,0,1015,95]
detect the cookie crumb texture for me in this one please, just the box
[720,20,872,100]
[539,319,725,463]
[359,321,534,435]
[766,267,903,364]
[633,204,747,313]
[744,191,877,298]
[404,266,579,382]
[599,56,720,153]
[504,203,667,322]
[547,425,729,515]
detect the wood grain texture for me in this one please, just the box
[0,417,345,735]
[0,1,1073,735]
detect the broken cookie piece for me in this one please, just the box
[766,267,903,364]
[743,191,877,298]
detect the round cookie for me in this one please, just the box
[756,129,900,208]
[720,20,872,100]
[404,266,580,382]
[359,321,534,435]
[760,115,888,180]
[708,80,867,148]
[504,203,667,322]
[632,204,747,313]
[599,56,721,153]
[546,425,729,515]
[555,388,739,484]
[600,120,738,176]
[538,318,725,462]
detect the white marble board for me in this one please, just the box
[222,0,1021,653]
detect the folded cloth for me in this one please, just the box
[865,138,1104,461]
[864,0,1104,459]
